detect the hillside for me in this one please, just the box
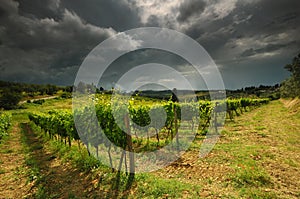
[0,99,299,198]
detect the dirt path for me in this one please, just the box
[20,123,96,199]
[0,121,101,199]
[0,120,132,199]
[19,95,59,105]
[0,124,32,199]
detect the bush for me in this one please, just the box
[32,99,45,105]
[0,90,22,110]
[60,92,72,99]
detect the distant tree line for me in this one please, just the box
[0,81,73,110]
[226,84,280,99]
[0,81,64,96]
[74,81,106,94]
[280,53,300,98]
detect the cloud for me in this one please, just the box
[105,32,143,51]
[220,30,300,63]
[178,0,300,62]
[177,0,206,22]
[240,42,295,58]
[133,0,182,23]
[0,0,300,88]
[60,0,141,31]
[0,0,18,16]
[133,0,183,30]
[96,47,214,90]
[16,0,62,20]
[0,0,116,84]
[202,0,238,20]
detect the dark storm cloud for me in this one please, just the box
[219,56,290,89]
[0,0,116,84]
[97,48,207,90]
[59,0,141,31]
[163,0,299,88]
[146,15,160,27]
[177,0,206,22]
[15,0,141,31]
[240,42,296,58]
[177,0,300,74]
[0,5,7,17]
[0,0,299,88]
[16,0,62,20]
[100,49,190,79]
[189,0,299,54]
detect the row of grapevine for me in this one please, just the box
[0,112,11,140]
[28,97,269,172]
[225,98,269,119]
[29,98,269,147]
[28,110,79,146]
[29,98,269,150]
[29,106,133,172]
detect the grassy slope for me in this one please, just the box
[0,98,299,198]
[153,100,300,198]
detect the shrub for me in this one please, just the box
[0,90,22,110]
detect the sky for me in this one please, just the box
[0,0,299,89]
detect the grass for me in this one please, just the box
[221,100,299,198]
[19,123,43,185]
[1,148,14,153]
[135,173,201,198]
[7,97,73,117]
[29,122,101,172]
[231,164,272,188]
[238,188,278,199]
[150,100,299,198]
[27,121,204,198]
[254,126,266,131]
[1,97,299,198]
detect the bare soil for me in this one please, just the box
[0,124,32,199]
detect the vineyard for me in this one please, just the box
[0,112,11,141]
[1,95,300,198]
[1,1,299,197]
[28,96,270,173]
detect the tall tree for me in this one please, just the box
[281,53,300,98]
[0,89,22,110]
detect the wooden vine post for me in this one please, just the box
[171,88,179,151]
[214,102,218,134]
[174,104,179,151]
[124,113,135,175]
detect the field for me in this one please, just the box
[0,96,299,198]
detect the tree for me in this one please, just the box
[45,84,58,95]
[63,86,73,93]
[280,53,300,98]
[0,90,22,110]
[76,81,86,94]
